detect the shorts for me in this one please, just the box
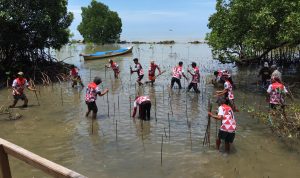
[13,94,27,101]
[137,75,144,82]
[148,75,156,81]
[270,103,284,110]
[86,101,98,113]
[218,130,235,143]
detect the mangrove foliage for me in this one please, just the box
[206,0,300,64]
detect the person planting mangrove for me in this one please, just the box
[258,62,271,88]
[208,97,237,154]
[147,60,162,86]
[187,62,200,93]
[215,75,238,112]
[132,95,151,121]
[170,61,188,89]
[105,59,120,79]
[70,65,84,88]
[9,72,36,108]
[85,77,109,119]
[267,77,288,110]
[131,58,144,86]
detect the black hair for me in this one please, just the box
[178,61,183,65]
[191,62,196,67]
[214,71,218,76]
[93,76,102,85]
[133,58,138,61]
[216,97,226,105]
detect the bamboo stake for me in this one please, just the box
[168,113,170,141]
[162,85,164,104]
[89,69,91,81]
[129,96,131,117]
[91,118,94,135]
[164,127,167,138]
[107,94,109,117]
[155,96,157,122]
[34,91,40,106]
[60,88,63,106]
[161,134,163,166]
[116,120,118,141]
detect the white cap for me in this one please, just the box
[17,71,24,76]
[264,62,269,67]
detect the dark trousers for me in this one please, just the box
[139,101,151,120]
[187,83,200,93]
[171,77,182,89]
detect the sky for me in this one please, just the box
[68,0,216,42]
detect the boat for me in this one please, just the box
[79,46,133,60]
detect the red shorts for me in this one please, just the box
[148,75,156,81]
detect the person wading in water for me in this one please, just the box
[208,97,237,154]
[105,59,120,79]
[132,95,151,121]
[9,72,36,108]
[215,75,238,112]
[267,77,288,110]
[170,61,188,89]
[70,65,84,88]
[85,77,109,119]
[187,62,200,93]
[147,60,162,86]
[131,58,144,86]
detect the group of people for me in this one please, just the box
[9,58,289,154]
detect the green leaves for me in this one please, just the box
[77,1,122,44]
[0,0,73,51]
[206,0,300,63]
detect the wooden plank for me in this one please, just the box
[0,145,12,178]
[0,138,86,178]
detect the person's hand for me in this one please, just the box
[208,112,213,117]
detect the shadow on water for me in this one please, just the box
[0,43,300,178]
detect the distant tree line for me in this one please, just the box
[206,0,300,64]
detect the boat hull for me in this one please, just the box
[80,46,133,60]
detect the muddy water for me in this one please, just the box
[0,44,300,178]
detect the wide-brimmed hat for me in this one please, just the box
[17,72,24,76]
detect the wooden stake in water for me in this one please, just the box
[60,88,63,106]
[89,68,91,81]
[91,118,94,135]
[155,96,157,122]
[107,94,109,117]
[129,96,132,117]
[118,95,120,110]
[116,120,118,141]
[161,134,163,166]
[168,113,170,140]
[114,103,116,120]
[162,85,165,104]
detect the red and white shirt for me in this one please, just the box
[218,104,236,133]
[267,82,288,104]
[172,66,184,79]
[190,67,200,83]
[133,96,151,108]
[224,80,234,100]
[110,62,119,72]
[70,68,79,77]
[134,63,144,76]
[85,82,101,102]
[12,78,29,95]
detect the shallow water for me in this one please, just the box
[0,44,300,178]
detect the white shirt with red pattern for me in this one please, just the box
[12,78,29,95]
[224,80,234,100]
[172,66,184,79]
[190,67,200,83]
[218,104,236,133]
[85,82,101,103]
[133,63,144,76]
[133,96,151,108]
[267,82,288,105]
